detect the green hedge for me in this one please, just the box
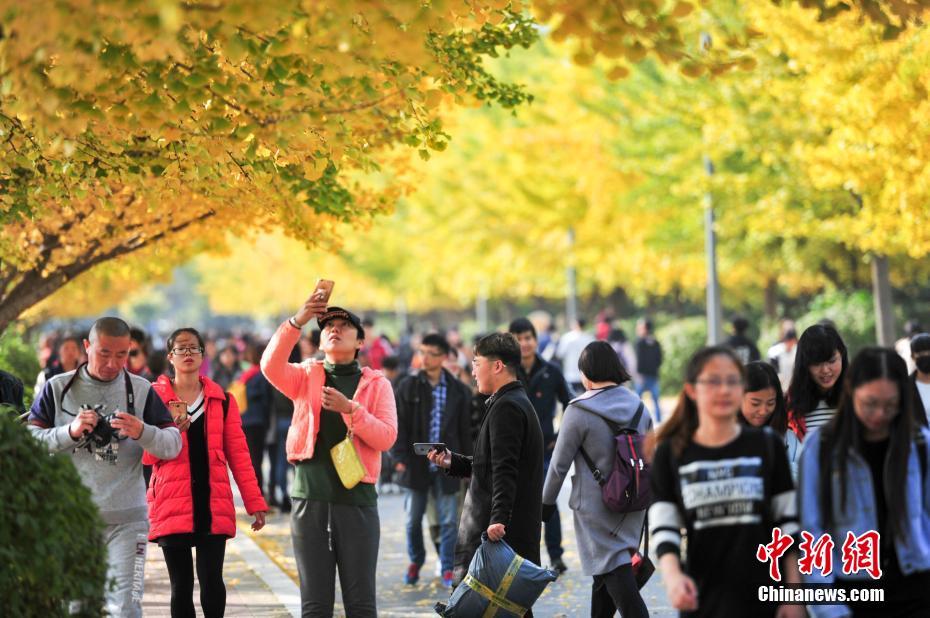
[0,328,41,409]
[656,316,707,395]
[0,414,107,616]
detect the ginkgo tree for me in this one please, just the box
[0,0,538,333]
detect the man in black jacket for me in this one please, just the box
[429,333,545,615]
[510,317,572,573]
[392,333,473,588]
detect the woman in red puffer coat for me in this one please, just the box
[144,327,267,618]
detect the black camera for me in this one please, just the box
[79,404,120,448]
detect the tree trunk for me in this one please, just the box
[0,210,215,335]
[764,278,778,321]
[870,253,895,346]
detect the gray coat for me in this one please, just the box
[542,385,651,576]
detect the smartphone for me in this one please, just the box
[168,401,188,423]
[313,278,335,304]
[413,442,446,456]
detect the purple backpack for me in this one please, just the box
[579,402,652,513]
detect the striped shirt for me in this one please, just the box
[804,399,836,432]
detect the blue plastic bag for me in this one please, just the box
[436,536,557,617]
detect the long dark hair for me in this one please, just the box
[741,361,787,434]
[657,346,745,457]
[578,340,631,384]
[818,347,914,537]
[787,324,848,418]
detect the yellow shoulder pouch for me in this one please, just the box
[331,413,365,489]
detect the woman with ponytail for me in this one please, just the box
[649,346,803,618]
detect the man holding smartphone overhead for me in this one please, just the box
[391,333,473,588]
[260,283,397,618]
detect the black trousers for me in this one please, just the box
[291,498,380,617]
[242,425,265,496]
[591,563,649,618]
[161,536,227,618]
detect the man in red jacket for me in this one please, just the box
[261,290,397,618]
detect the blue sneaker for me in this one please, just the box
[442,570,455,588]
[404,563,420,585]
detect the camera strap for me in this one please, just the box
[59,363,135,416]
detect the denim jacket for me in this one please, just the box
[798,426,930,618]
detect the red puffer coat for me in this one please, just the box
[144,375,267,540]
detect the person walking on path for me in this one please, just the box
[145,327,268,618]
[556,318,595,395]
[739,361,801,480]
[28,317,182,617]
[240,342,272,499]
[392,333,473,588]
[634,318,664,423]
[542,341,651,618]
[510,317,573,573]
[798,347,930,617]
[908,333,930,428]
[261,294,397,618]
[786,323,849,443]
[724,315,761,365]
[649,346,804,618]
[428,333,545,616]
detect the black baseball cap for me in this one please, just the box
[317,307,365,339]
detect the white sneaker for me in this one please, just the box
[435,558,442,578]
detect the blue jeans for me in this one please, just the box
[543,449,564,561]
[636,375,661,422]
[405,473,458,573]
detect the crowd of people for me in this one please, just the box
[9,295,930,617]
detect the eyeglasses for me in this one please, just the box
[129,349,141,357]
[855,398,899,415]
[418,349,445,358]
[171,347,204,356]
[695,377,744,389]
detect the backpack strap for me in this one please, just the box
[579,445,606,486]
[222,391,230,419]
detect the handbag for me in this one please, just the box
[330,412,366,489]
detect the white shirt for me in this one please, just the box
[187,391,206,424]
[916,380,930,418]
[556,330,595,383]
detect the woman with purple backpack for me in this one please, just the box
[542,341,652,618]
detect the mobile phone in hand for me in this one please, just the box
[413,442,446,456]
[313,279,335,304]
[168,401,188,423]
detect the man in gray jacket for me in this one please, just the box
[28,316,182,617]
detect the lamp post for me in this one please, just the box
[701,32,723,345]
[566,227,579,327]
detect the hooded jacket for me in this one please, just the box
[542,385,652,576]
[143,375,267,540]
[260,320,397,483]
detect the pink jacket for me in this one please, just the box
[261,320,397,483]
[143,375,267,540]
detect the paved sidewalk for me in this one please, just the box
[143,514,296,617]
[143,451,678,616]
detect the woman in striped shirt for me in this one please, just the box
[787,323,849,443]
